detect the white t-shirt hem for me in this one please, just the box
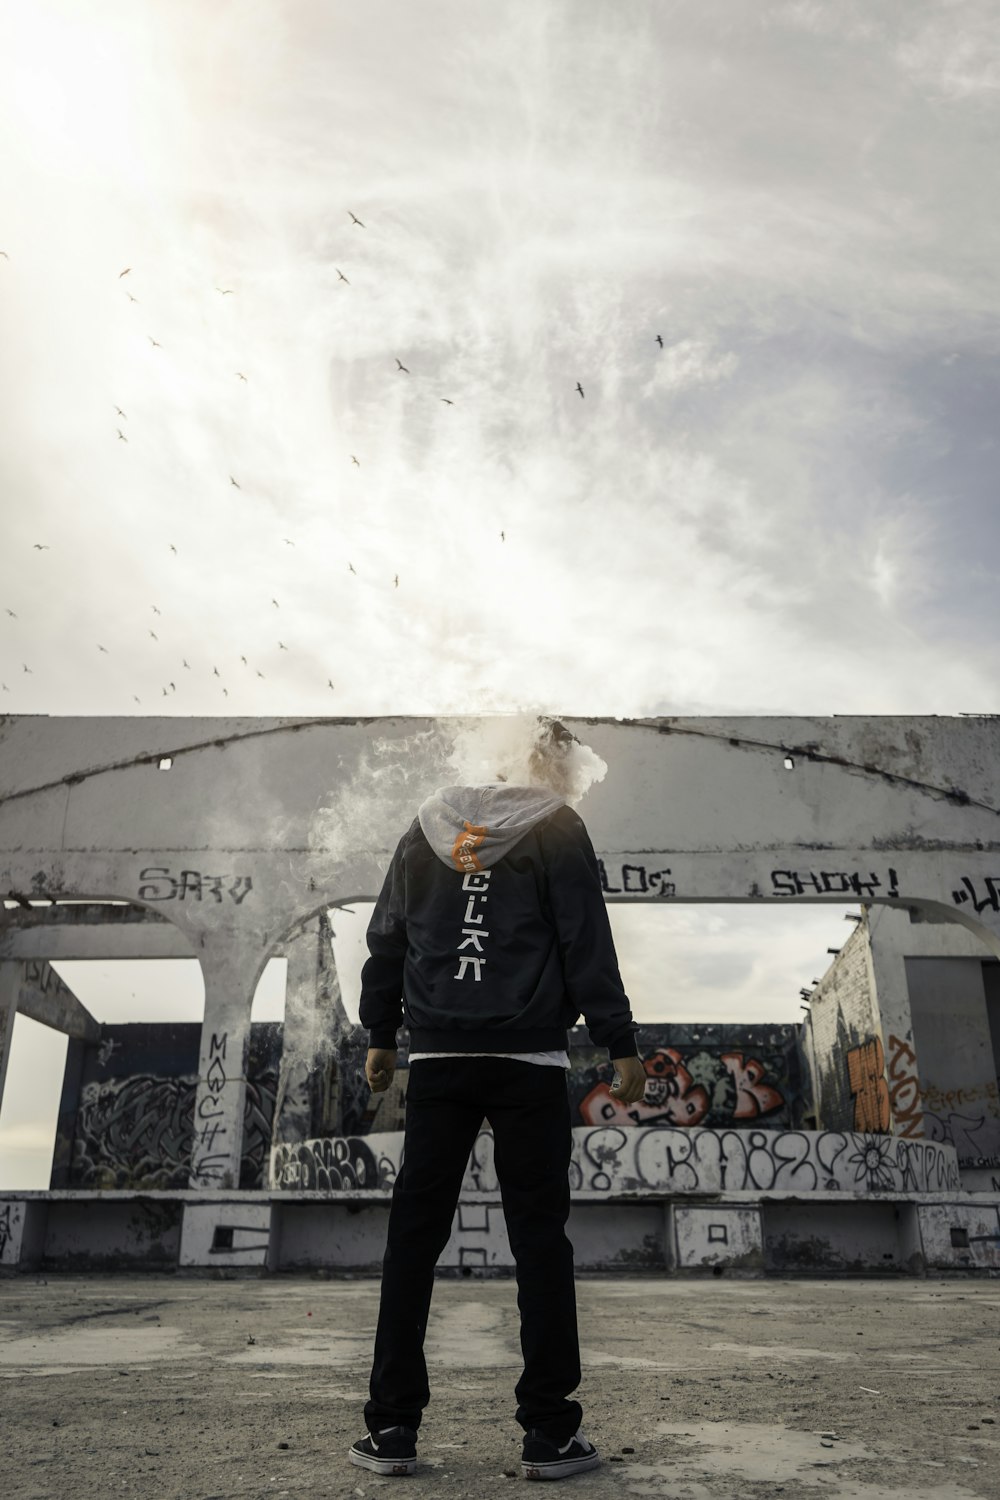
[408,1050,570,1069]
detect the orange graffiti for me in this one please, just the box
[886,1033,924,1138]
[721,1053,785,1119]
[847,1036,891,1133]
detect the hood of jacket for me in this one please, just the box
[417,783,566,872]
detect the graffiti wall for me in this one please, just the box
[270,1123,961,1196]
[52,1023,280,1190]
[333,1022,807,1137]
[50,1020,806,1190]
[565,1023,804,1131]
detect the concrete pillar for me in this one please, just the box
[0,962,18,1127]
[271,912,349,1154]
[188,952,259,1190]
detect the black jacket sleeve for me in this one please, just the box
[358,829,410,1050]
[539,808,640,1060]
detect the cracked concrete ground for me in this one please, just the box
[1,1274,999,1499]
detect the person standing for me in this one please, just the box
[349,720,646,1481]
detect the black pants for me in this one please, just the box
[364,1056,583,1444]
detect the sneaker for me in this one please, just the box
[349,1424,417,1476]
[521,1428,600,1480]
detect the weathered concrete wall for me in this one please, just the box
[802,916,885,1135]
[5,713,1000,1196]
[852,906,1000,1189]
[907,957,1000,1178]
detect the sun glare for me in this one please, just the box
[6,3,148,185]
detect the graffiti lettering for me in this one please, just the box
[771,867,899,900]
[951,876,1000,914]
[22,959,73,998]
[271,1135,385,1191]
[887,1033,923,1139]
[136,867,253,904]
[274,1125,959,1197]
[846,1036,891,1133]
[598,861,675,898]
[923,1108,999,1163]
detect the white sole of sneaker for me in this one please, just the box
[349,1448,416,1476]
[522,1452,601,1480]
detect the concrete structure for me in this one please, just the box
[803,905,1000,1193]
[2,713,1000,1274]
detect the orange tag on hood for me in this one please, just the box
[451,821,487,872]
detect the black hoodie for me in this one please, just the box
[359,783,639,1061]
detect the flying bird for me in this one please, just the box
[1,683,8,692]
[222,687,228,697]
[149,630,158,640]
[394,575,399,588]
[22,664,31,673]
[117,429,127,442]
[440,398,454,405]
[213,666,220,677]
[151,605,160,614]
[230,476,240,488]
[241,656,248,666]
[148,337,161,348]
[336,269,349,283]
[349,212,365,227]
[272,599,279,608]
[283,538,295,546]
[133,696,140,704]
[97,645,108,654]
[162,687,168,697]
[500,531,505,542]
[328,679,335,689]
[655,334,663,348]
[119,268,130,278]
[256,670,265,679]
[0,251,8,259]
[351,455,360,466]
[169,682,175,692]
[216,287,234,295]
[169,544,177,554]
[348,563,356,575]
[395,359,409,373]
[126,292,138,303]
[115,406,127,418]
[236,372,247,381]
[278,641,288,651]
[32,544,49,550]
[182,659,190,668]
[5,609,17,618]
[575,382,584,398]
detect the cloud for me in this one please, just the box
[1,0,997,722]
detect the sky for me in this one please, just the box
[2,0,1000,1184]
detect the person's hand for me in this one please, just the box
[609,1055,647,1105]
[366,1047,397,1093]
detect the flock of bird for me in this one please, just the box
[0,222,667,709]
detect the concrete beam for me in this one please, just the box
[1,902,162,927]
[0,928,196,960]
[16,958,101,1041]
